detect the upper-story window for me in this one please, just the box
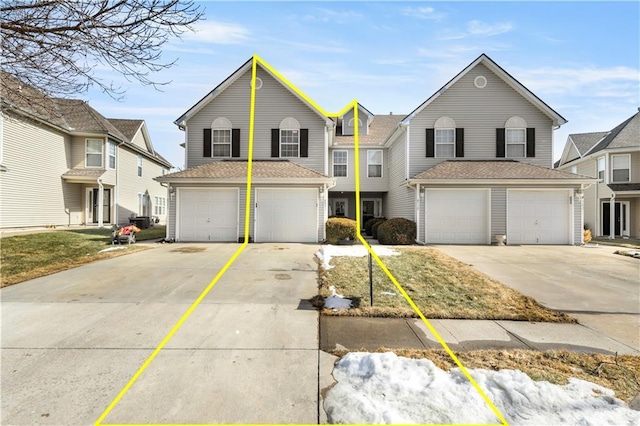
[108,141,117,169]
[280,117,300,158]
[367,150,383,178]
[137,155,143,177]
[570,165,577,174]
[333,150,348,177]
[212,117,232,157]
[85,139,103,167]
[503,116,530,158]
[434,117,456,158]
[597,157,605,181]
[611,154,630,183]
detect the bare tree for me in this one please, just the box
[1,0,204,101]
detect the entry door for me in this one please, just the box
[602,202,628,236]
[91,188,111,223]
[361,198,381,227]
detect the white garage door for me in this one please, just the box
[508,190,570,245]
[256,188,318,242]
[426,189,489,244]
[178,188,238,242]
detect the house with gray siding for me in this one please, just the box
[161,54,594,244]
[556,111,640,238]
[0,73,172,229]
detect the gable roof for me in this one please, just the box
[570,132,608,156]
[409,160,594,183]
[157,160,333,183]
[108,119,144,141]
[334,114,405,146]
[401,54,567,128]
[174,58,333,127]
[55,99,128,141]
[584,111,639,155]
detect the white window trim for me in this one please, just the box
[279,129,300,158]
[85,138,104,168]
[505,128,526,158]
[367,149,383,178]
[333,150,348,178]
[435,128,455,158]
[137,155,143,177]
[107,141,117,170]
[611,153,631,183]
[597,156,606,182]
[212,128,232,158]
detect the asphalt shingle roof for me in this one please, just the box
[162,160,330,180]
[62,169,106,178]
[412,160,589,180]
[608,183,640,192]
[587,112,640,155]
[334,115,404,145]
[108,119,144,141]
[570,132,608,156]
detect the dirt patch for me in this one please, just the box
[170,246,207,253]
[275,273,292,280]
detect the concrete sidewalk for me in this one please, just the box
[320,316,639,355]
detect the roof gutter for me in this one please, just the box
[154,177,336,185]
[406,178,598,186]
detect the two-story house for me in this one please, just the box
[0,72,172,229]
[556,111,640,238]
[160,54,594,244]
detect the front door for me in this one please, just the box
[92,188,111,224]
[602,201,629,236]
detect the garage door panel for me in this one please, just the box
[179,189,238,242]
[426,189,489,244]
[507,190,569,245]
[256,189,317,243]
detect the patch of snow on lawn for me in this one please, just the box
[324,286,352,310]
[316,244,400,270]
[99,246,127,253]
[324,352,637,425]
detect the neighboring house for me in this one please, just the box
[160,54,594,244]
[0,73,172,229]
[556,111,640,238]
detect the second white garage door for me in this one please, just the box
[426,189,489,244]
[255,188,318,242]
[178,188,238,242]
[507,190,571,244]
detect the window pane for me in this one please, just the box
[334,164,347,177]
[87,140,102,154]
[436,144,454,158]
[213,144,231,157]
[506,129,525,143]
[612,169,629,182]
[506,144,525,158]
[87,154,102,167]
[333,151,347,164]
[367,150,382,164]
[435,129,454,143]
[280,130,299,157]
[612,155,629,169]
[368,164,382,177]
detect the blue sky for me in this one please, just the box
[87,1,639,169]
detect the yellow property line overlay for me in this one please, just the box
[95,54,509,425]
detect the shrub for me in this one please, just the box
[364,217,386,236]
[584,229,592,244]
[326,217,357,244]
[371,219,387,239]
[377,218,417,245]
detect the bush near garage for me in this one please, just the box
[584,229,592,244]
[326,217,358,244]
[377,218,417,245]
[364,217,386,236]
[371,219,387,239]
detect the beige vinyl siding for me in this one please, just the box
[185,67,327,173]
[631,151,640,182]
[168,191,176,239]
[565,143,580,163]
[630,199,640,237]
[129,126,147,151]
[491,187,507,240]
[575,160,598,233]
[408,63,554,178]
[116,147,168,225]
[0,112,84,227]
[386,132,414,221]
[341,107,368,136]
[574,190,583,244]
[329,147,388,192]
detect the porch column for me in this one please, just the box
[97,179,104,228]
[609,195,615,239]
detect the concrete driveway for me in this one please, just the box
[436,245,640,351]
[1,243,323,425]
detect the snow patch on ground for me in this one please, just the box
[99,246,127,253]
[324,352,637,425]
[316,244,400,270]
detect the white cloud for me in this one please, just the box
[401,6,446,21]
[183,20,250,44]
[440,20,513,40]
[267,38,350,54]
[303,8,363,23]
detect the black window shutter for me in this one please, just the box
[526,128,536,158]
[496,128,505,158]
[271,129,279,157]
[300,129,309,157]
[203,128,212,157]
[455,128,464,158]
[231,129,240,157]
[426,128,435,158]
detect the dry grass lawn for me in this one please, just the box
[329,348,640,402]
[0,228,165,287]
[318,247,573,322]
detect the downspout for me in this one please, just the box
[160,182,171,240]
[415,183,421,244]
[97,178,104,228]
